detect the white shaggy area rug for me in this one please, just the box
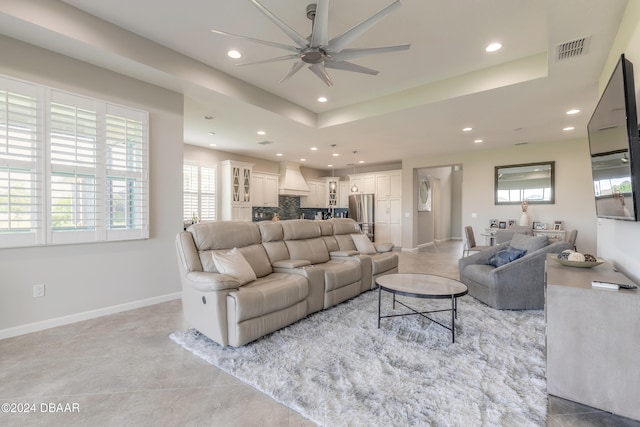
[170,290,547,426]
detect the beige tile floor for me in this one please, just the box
[1,240,639,426]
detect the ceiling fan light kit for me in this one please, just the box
[211,0,410,86]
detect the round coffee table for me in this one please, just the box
[376,273,468,343]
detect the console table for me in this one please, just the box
[545,254,639,421]
[533,229,565,242]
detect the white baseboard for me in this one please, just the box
[0,292,181,340]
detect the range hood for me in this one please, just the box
[278,161,310,196]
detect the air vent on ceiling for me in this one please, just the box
[556,36,591,61]
[257,140,274,145]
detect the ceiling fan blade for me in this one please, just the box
[309,63,334,87]
[328,44,410,61]
[238,55,299,66]
[324,61,379,76]
[211,29,299,53]
[328,0,402,52]
[280,61,306,83]
[310,0,329,47]
[249,0,310,49]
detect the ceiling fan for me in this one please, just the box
[211,0,410,86]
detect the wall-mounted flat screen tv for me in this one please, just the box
[587,54,640,221]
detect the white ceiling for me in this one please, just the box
[0,0,630,170]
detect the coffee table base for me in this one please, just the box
[378,288,461,343]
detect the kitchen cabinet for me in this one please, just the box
[338,181,350,208]
[348,174,375,194]
[252,172,279,207]
[300,178,326,208]
[326,177,339,209]
[220,160,253,221]
[375,196,401,247]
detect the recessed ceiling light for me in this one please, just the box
[474,139,483,143]
[332,153,339,157]
[227,50,241,59]
[317,97,328,103]
[310,147,318,151]
[300,158,306,162]
[462,127,473,132]
[276,153,283,157]
[563,126,575,131]
[209,143,217,147]
[328,164,333,167]
[257,130,266,135]
[207,131,216,135]
[358,160,365,164]
[486,42,502,52]
[566,109,580,115]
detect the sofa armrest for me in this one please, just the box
[458,245,504,275]
[330,250,359,257]
[272,259,312,268]
[184,271,240,292]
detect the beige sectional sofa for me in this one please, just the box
[175,218,398,347]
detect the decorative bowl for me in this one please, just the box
[554,258,604,268]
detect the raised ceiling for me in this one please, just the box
[0,0,630,170]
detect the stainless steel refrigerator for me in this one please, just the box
[348,193,374,241]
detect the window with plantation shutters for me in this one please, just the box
[0,75,148,249]
[0,80,43,248]
[183,163,216,223]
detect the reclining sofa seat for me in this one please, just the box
[176,221,314,347]
[458,233,572,310]
[326,218,399,289]
[260,219,365,309]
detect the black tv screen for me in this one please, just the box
[587,54,640,221]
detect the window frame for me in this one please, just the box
[183,162,217,223]
[0,74,149,249]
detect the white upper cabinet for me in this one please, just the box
[252,172,279,207]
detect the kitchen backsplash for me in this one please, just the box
[252,196,348,221]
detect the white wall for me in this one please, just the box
[0,36,184,336]
[594,0,640,283]
[402,138,598,255]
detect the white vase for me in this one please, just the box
[519,212,529,226]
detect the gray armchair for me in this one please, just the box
[458,233,572,309]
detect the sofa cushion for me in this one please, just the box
[285,238,330,264]
[212,248,257,286]
[351,234,376,254]
[487,246,527,267]
[510,233,548,253]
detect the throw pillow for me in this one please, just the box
[212,247,257,286]
[487,246,527,268]
[373,242,394,253]
[351,233,377,255]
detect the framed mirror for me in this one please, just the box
[495,161,555,205]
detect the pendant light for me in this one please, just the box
[350,151,359,193]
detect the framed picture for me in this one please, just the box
[490,219,498,228]
[499,221,507,229]
[508,219,516,227]
[533,222,546,230]
[553,223,561,230]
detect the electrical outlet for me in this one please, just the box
[33,283,45,298]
